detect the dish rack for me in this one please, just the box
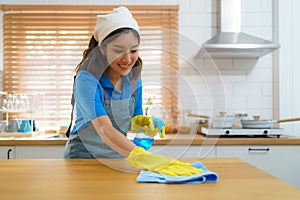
[0,91,41,137]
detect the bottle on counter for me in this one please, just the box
[196,119,209,134]
[232,113,248,129]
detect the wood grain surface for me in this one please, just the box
[0,158,299,200]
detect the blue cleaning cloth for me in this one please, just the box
[136,161,218,184]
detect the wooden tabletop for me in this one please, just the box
[0,158,299,200]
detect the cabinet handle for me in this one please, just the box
[248,148,270,152]
[7,149,12,159]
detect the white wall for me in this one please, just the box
[278,0,300,137]
[2,0,297,135]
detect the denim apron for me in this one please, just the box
[64,87,135,158]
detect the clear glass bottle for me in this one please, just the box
[232,113,248,128]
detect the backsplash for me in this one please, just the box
[177,0,275,119]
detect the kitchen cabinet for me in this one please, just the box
[216,145,300,188]
[150,145,216,158]
[15,146,65,159]
[0,146,15,159]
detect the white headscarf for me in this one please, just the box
[93,6,140,45]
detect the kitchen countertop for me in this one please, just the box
[0,158,299,200]
[1,132,300,146]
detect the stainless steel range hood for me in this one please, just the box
[200,0,280,58]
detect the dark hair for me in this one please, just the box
[75,28,142,81]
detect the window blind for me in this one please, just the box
[1,5,179,130]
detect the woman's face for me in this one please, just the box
[101,31,139,77]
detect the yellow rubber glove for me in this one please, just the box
[128,147,203,176]
[131,115,159,137]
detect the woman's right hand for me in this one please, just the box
[127,147,203,176]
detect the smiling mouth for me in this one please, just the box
[118,64,131,69]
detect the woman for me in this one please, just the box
[64,6,202,176]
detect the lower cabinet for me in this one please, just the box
[150,145,216,158]
[216,145,300,189]
[0,146,15,159]
[151,144,300,188]
[15,146,66,159]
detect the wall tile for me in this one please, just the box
[256,54,273,68]
[49,0,64,4]
[247,96,272,109]
[144,0,162,5]
[246,13,272,27]
[220,69,247,83]
[261,27,273,40]
[62,0,77,4]
[76,0,92,4]
[178,0,188,13]
[2,0,21,3]
[119,0,135,5]
[103,0,119,5]
[246,68,272,82]
[91,0,105,4]
[234,82,262,96]
[178,11,189,25]
[190,0,210,13]
[180,27,208,44]
[262,0,272,12]
[262,82,272,95]
[242,27,263,37]
[189,13,212,27]
[223,82,234,96]
[226,96,247,113]
[35,0,49,4]
[244,0,262,12]
[162,0,178,5]
[133,0,148,5]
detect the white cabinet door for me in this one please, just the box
[217,145,300,189]
[15,146,65,159]
[150,145,216,158]
[0,146,15,159]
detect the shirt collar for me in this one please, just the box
[100,72,132,89]
[100,73,114,89]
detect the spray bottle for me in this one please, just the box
[132,116,165,150]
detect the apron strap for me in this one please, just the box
[131,80,136,97]
[102,80,136,100]
[103,88,109,101]
[66,75,76,138]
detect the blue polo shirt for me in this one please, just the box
[70,70,143,134]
